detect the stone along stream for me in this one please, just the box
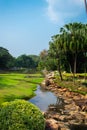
[29,85,87,130]
[29,85,64,112]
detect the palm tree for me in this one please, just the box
[84,0,87,13]
[60,23,86,82]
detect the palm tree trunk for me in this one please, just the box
[69,63,72,73]
[84,52,87,81]
[73,53,77,84]
[74,54,77,74]
[57,59,63,81]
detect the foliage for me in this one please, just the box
[29,55,40,68]
[0,100,45,130]
[15,54,34,68]
[60,23,87,74]
[48,35,64,80]
[45,58,57,71]
[15,54,40,70]
[0,47,40,71]
[0,47,15,69]
[38,49,48,71]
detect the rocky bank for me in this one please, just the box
[41,72,87,130]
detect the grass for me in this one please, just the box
[54,73,87,95]
[0,73,44,104]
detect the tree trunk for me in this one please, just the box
[74,53,77,74]
[84,67,87,81]
[69,63,72,73]
[84,52,87,81]
[57,59,63,81]
[73,53,77,84]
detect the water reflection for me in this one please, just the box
[47,97,64,113]
[29,85,64,111]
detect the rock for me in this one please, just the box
[85,94,87,99]
[59,115,66,121]
[74,99,87,111]
[64,92,73,98]
[82,105,87,111]
[62,88,67,92]
[41,80,46,87]
[46,72,55,79]
[52,114,60,120]
[73,96,82,101]
[45,79,51,86]
[45,119,61,130]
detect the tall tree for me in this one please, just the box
[82,23,87,80]
[60,23,87,79]
[48,35,63,80]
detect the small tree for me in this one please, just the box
[48,35,63,80]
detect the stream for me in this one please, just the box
[29,85,63,111]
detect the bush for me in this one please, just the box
[0,100,45,130]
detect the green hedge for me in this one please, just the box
[0,100,45,130]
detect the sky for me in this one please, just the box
[0,0,87,57]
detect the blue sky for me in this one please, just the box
[0,0,87,57]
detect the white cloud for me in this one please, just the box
[45,0,84,24]
[46,0,58,22]
[72,0,84,6]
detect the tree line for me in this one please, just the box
[0,47,40,71]
[0,22,87,76]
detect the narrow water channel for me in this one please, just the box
[29,85,63,111]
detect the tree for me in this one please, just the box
[38,49,48,71]
[16,54,34,69]
[82,23,87,80]
[48,35,63,80]
[39,49,48,60]
[60,23,87,79]
[0,47,14,70]
[29,55,40,68]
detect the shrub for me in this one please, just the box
[0,100,45,130]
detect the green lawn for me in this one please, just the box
[0,73,44,104]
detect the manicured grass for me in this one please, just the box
[0,73,44,104]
